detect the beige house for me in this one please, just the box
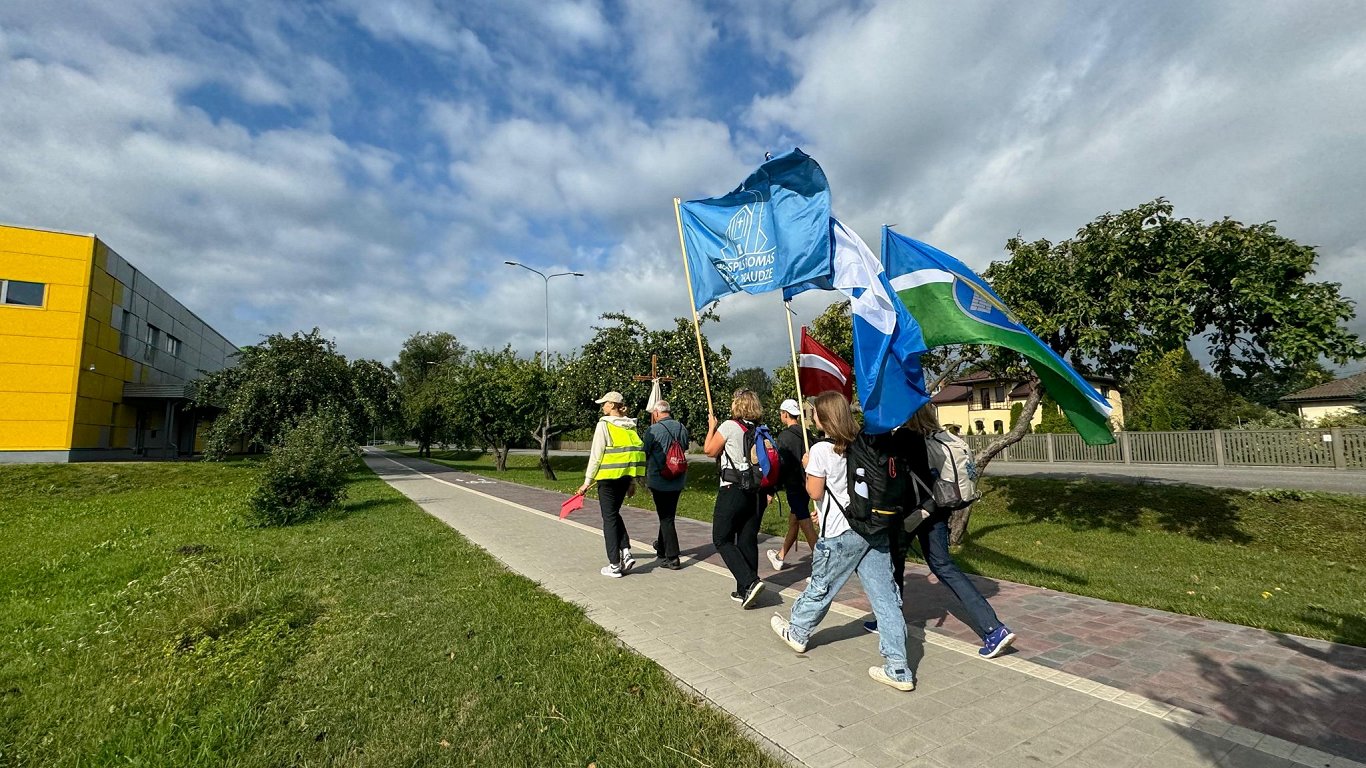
[931,371,1124,435]
[1280,371,1366,425]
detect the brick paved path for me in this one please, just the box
[366,451,1365,768]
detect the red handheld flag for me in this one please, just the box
[559,492,586,519]
[799,326,853,402]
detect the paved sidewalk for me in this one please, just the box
[365,451,1365,768]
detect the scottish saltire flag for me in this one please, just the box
[881,227,1115,445]
[679,149,831,311]
[786,218,929,433]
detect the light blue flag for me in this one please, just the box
[882,228,1115,445]
[679,149,831,310]
[787,218,930,433]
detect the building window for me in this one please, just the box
[978,389,991,410]
[1,279,46,307]
[994,386,1006,402]
[164,334,180,356]
[994,420,1004,433]
[145,325,161,362]
[974,420,985,433]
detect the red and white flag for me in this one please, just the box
[799,326,853,402]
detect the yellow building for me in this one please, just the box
[1280,371,1366,425]
[1,223,237,462]
[931,371,1124,435]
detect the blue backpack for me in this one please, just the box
[723,419,781,493]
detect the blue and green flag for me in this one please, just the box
[881,227,1115,445]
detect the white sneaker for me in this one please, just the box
[868,665,915,691]
[600,564,623,579]
[620,549,636,573]
[770,614,807,653]
[766,549,784,571]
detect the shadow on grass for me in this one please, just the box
[1278,607,1366,662]
[991,476,1251,543]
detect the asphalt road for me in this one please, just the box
[982,461,1366,494]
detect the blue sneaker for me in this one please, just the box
[979,625,1016,658]
[863,620,879,634]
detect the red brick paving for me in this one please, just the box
[401,459,1366,764]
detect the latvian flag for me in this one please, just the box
[799,326,853,403]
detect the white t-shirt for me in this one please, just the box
[805,441,850,538]
[716,419,750,487]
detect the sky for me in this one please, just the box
[3,1,1365,376]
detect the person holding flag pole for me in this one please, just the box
[674,148,835,605]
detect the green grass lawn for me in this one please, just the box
[391,447,1366,648]
[0,461,783,768]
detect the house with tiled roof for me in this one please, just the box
[931,371,1124,435]
[1280,371,1366,425]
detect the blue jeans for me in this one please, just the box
[787,530,909,673]
[914,514,1001,640]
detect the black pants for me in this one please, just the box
[712,484,765,591]
[650,488,681,559]
[597,477,633,566]
[888,522,907,593]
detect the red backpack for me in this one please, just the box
[659,424,688,480]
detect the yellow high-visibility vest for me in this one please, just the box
[594,421,646,480]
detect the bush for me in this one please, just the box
[247,411,359,526]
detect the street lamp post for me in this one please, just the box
[504,261,583,481]
[503,261,584,366]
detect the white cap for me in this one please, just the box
[779,399,802,417]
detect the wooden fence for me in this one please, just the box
[965,428,1366,470]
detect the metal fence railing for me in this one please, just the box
[964,428,1366,470]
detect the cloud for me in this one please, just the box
[0,0,1363,381]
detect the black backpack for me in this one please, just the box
[831,430,912,539]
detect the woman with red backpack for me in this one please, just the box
[703,388,771,608]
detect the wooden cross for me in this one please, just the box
[633,355,675,384]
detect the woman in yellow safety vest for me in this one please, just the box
[578,391,646,578]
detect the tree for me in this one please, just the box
[349,359,401,443]
[1123,348,1253,431]
[394,332,465,456]
[976,198,1365,463]
[447,347,551,471]
[733,367,775,407]
[558,312,732,445]
[194,329,388,458]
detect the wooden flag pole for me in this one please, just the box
[673,197,714,415]
[784,300,810,452]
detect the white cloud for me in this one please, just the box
[1,0,1363,380]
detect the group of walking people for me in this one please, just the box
[579,386,1017,691]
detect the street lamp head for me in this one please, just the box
[503,260,519,266]
[572,272,585,277]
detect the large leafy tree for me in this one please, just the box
[1123,348,1266,431]
[559,312,731,443]
[194,329,395,457]
[394,332,466,456]
[446,347,551,471]
[976,198,1364,466]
